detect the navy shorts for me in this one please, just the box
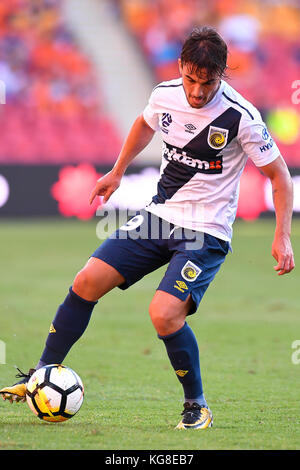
[92,210,229,315]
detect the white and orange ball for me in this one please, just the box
[26,364,84,422]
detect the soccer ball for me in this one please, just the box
[26,364,84,422]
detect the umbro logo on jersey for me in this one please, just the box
[184,123,197,134]
[160,113,172,134]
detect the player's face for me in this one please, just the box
[178,59,221,109]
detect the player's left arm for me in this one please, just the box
[259,154,295,276]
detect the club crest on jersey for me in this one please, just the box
[181,261,202,282]
[207,126,228,150]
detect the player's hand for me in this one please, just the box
[89,170,121,205]
[272,233,295,276]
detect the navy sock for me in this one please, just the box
[159,322,206,406]
[39,287,97,365]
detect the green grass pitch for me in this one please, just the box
[0,218,299,450]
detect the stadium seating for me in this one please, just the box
[1,0,299,168]
[0,0,122,163]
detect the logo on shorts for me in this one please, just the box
[174,280,188,293]
[181,261,202,282]
[207,126,228,149]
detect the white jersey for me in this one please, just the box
[142,78,280,242]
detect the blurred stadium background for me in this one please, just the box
[1,1,300,450]
[0,0,299,220]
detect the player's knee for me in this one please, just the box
[149,300,178,335]
[72,267,99,301]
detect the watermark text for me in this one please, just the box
[0,340,6,364]
[291,80,300,105]
[0,80,5,104]
[95,208,205,250]
[291,340,300,365]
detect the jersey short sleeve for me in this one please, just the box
[143,89,160,132]
[238,117,280,167]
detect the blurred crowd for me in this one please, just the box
[0,0,121,163]
[0,0,299,167]
[117,0,300,167]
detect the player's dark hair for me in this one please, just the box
[181,26,228,79]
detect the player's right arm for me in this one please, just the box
[89,115,155,204]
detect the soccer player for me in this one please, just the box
[1,27,295,430]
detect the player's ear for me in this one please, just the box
[178,58,183,75]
